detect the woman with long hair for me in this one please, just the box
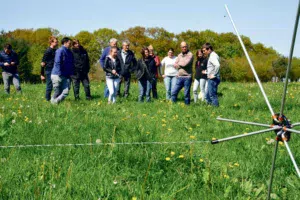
[193,49,208,102]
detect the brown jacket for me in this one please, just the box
[175,51,194,76]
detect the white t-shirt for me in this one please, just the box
[161,56,178,77]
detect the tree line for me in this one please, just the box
[0,27,299,82]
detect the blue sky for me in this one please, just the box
[1,0,299,57]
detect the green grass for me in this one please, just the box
[0,81,299,199]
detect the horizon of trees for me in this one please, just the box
[0,27,300,83]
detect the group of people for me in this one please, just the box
[0,36,221,106]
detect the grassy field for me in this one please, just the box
[0,81,299,199]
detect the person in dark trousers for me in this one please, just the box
[71,39,91,100]
[202,43,221,107]
[41,36,58,101]
[193,49,208,102]
[148,45,160,99]
[51,37,74,104]
[117,40,137,98]
[103,46,122,104]
[0,44,22,94]
[135,47,156,102]
[99,38,118,98]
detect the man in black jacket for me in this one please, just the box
[41,36,58,101]
[71,39,91,100]
[0,44,22,94]
[117,40,137,98]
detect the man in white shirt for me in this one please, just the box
[202,43,220,107]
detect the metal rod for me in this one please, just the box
[225,5,275,117]
[284,128,300,134]
[267,140,279,200]
[292,122,300,128]
[217,117,272,128]
[211,127,280,144]
[280,0,300,117]
[282,134,300,177]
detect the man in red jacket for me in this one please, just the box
[148,45,160,99]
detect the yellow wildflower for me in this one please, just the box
[179,155,184,159]
[199,158,204,163]
[165,157,171,161]
[170,151,175,156]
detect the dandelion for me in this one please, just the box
[142,114,147,117]
[234,162,240,167]
[12,119,16,124]
[168,128,172,131]
[132,197,137,200]
[212,137,217,141]
[24,116,29,122]
[165,157,171,161]
[265,138,270,141]
[170,151,175,156]
[96,139,102,144]
[146,132,150,134]
[279,141,284,146]
[11,112,17,116]
[199,158,204,163]
[223,174,230,179]
[179,155,184,159]
[113,180,118,184]
[190,135,195,139]
[189,127,193,130]
[162,124,166,127]
[197,124,200,127]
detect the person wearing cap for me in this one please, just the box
[148,45,160,99]
[0,44,22,94]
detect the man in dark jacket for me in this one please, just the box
[0,44,22,94]
[71,39,91,100]
[117,40,137,98]
[41,36,58,101]
[51,37,74,104]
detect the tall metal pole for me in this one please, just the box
[282,134,300,177]
[267,140,279,200]
[279,0,300,117]
[225,5,275,117]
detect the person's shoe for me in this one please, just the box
[51,98,58,105]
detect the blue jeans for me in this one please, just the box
[138,78,152,102]
[104,84,109,98]
[45,71,53,101]
[206,77,220,107]
[51,75,71,104]
[171,76,192,105]
[2,72,22,94]
[164,76,177,100]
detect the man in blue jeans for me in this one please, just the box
[202,43,221,107]
[41,36,58,101]
[171,42,194,105]
[51,37,74,104]
[0,44,22,94]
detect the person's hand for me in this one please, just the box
[41,62,46,67]
[202,70,207,74]
[174,63,179,68]
[208,74,216,79]
[11,62,15,66]
[112,70,117,75]
[4,62,10,66]
[162,75,166,78]
[41,75,46,80]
